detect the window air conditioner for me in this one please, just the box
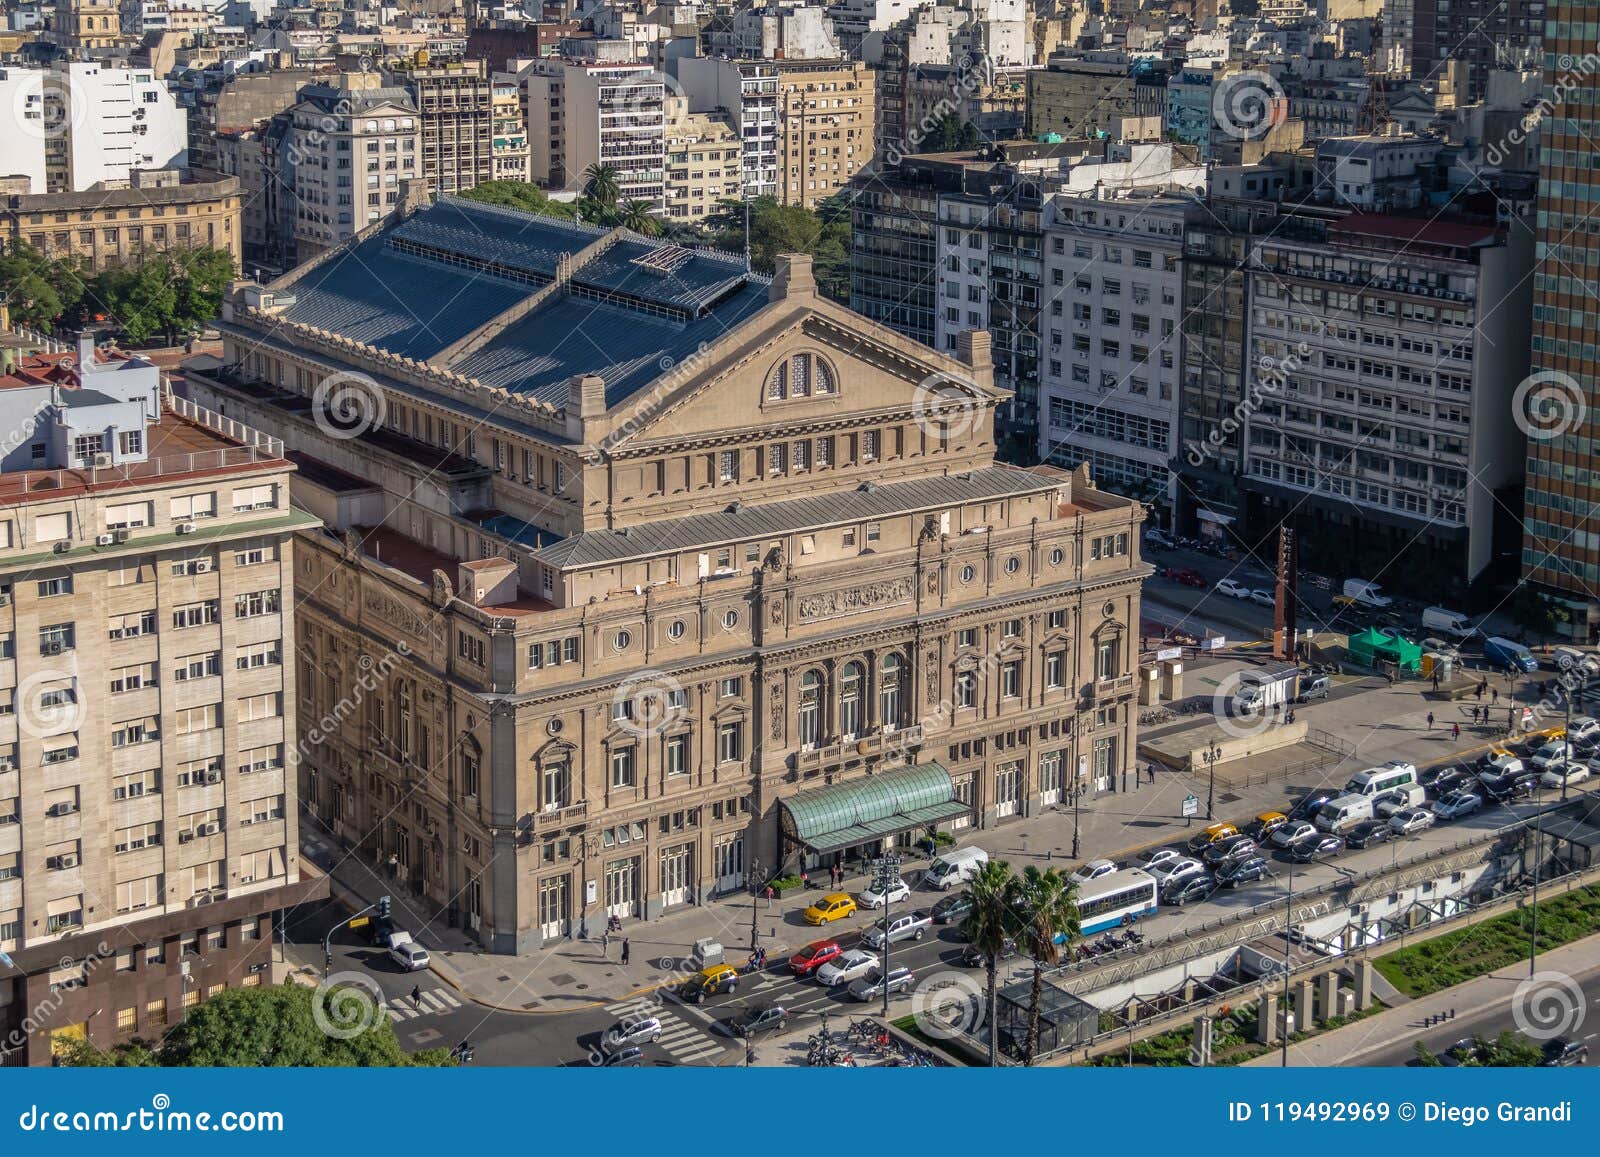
[96,534,115,546]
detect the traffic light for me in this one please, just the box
[376,895,391,920]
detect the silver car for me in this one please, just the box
[847,966,915,1002]
[602,1015,662,1052]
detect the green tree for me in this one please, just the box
[583,163,622,207]
[925,113,981,152]
[1010,866,1080,1065]
[457,180,578,220]
[58,982,453,1068]
[0,241,87,329]
[617,199,662,236]
[706,196,852,303]
[960,859,1019,1066]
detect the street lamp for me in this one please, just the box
[874,851,902,1019]
[1530,808,1543,979]
[1072,783,1081,859]
[748,858,764,954]
[1203,740,1221,822]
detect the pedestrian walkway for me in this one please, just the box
[602,996,726,1065]
[386,986,463,1025]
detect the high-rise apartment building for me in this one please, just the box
[1523,2,1597,637]
[183,192,1146,953]
[663,97,742,223]
[1026,56,1169,141]
[0,328,319,1065]
[490,74,531,183]
[674,57,780,200]
[396,60,494,197]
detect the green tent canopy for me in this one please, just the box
[1346,627,1423,672]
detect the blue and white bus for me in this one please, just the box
[1074,868,1160,935]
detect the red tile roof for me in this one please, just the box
[1330,213,1499,249]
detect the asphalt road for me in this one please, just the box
[1351,959,1600,1067]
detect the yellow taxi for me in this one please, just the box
[1252,811,1289,839]
[802,892,858,926]
[1186,821,1239,852]
[677,963,739,1004]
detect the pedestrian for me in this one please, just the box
[621,938,630,966]
[765,884,774,911]
[1452,722,1460,740]
[410,984,421,1006]
[1492,688,1499,705]
[1426,711,1435,731]
[1431,670,1440,691]
[601,929,610,956]
[1148,762,1157,785]
[801,868,810,890]
[1475,681,1485,700]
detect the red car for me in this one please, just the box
[1167,568,1205,588]
[788,939,842,977]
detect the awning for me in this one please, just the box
[780,762,968,854]
[1196,508,1236,525]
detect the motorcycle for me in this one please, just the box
[450,1040,475,1065]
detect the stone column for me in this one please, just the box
[1353,959,1375,1010]
[1294,978,1317,1032]
[1192,1015,1213,1066]
[1257,992,1279,1045]
[1319,971,1339,1021]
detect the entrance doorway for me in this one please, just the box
[605,857,639,918]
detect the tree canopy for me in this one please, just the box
[58,981,453,1068]
[456,179,577,221]
[706,194,853,302]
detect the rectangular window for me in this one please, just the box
[237,693,281,723]
[666,735,688,776]
[718,721,744,764]
[36,575,72,598]
[170,493,216,521]
[172,601,220,629]
[175,652,221,681]
[175,704,221,735]
[231,485,275,512]
[104,502,150,529]
[610,747,635,788]
[1001,660,1021,698]
[234,589,280,618]
[238,745,283,776]
[235,642,281,670]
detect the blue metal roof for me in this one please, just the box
[390,197,604,283]
[574,239,750,313]
[279,234,524,360]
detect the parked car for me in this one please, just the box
[960,938,1018,968]
[1168,568,1206,588]
[1215,579,1251,599]
[860,910,931,950]
[1249,812,1290,840]
[1162,875,1215,906]
[857,877,911,910]
[1297,675,1331,703]
[1136,846,1184,872]
[1216,856,1271,888]
[931,892,974,925]
[1569,716,1600,745]
[1541,760,1591,789]
[1389,807,1435,835]
[1529,739,1573,773]
[1541,1037,1590,1066]
[1346,820,1393,849]
[1418,637,1461,659]
[1426,768,1474,799]
[1476,752,1526,781]
[847,966,915,1002]
[802,893,858,925]
[1145,529,1175,550]
[728,1004,789,1038]
[1432,790,1483,821]
[1186,822,1239,852]
[1289,834,1345,863]
[602,1016,662,1052]
[1479,771,1539,803]
[788,940,842,978]
[1287,790,1339,823]
[600,1045,644,1067]
[1271,820,1318,848]
[385,931,430,972]
[815,949,878,987]
[1070,859,1119,884]
[1203,835,1258,867]
[1249,589,1276,607]
[1372,788,1417,818]
[678,964,740,1003]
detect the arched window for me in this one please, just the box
[397,681,413,758]
[798,669,822,749]
[879,653,903,729]
[767,361,786,400]
[840,662,863,740]
[765,353,836,402]
[814,359,835,395]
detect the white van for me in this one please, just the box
[1315,793,1374,833]
[1344,762,1418,798]
[1421,607,1478,639]
[925,845,989,890]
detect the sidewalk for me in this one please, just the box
[1241,933,1600,1066]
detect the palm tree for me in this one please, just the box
[617,200,661,236]
[960,859,1018,1066]
[582,163,621,207]
[1011,865,1080,1066]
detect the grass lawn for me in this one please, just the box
[1085,1004,1383,1067]
[1374,888,1600,997]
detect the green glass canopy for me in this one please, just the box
[781,763,968,853]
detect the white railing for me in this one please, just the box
[168,392,285,458]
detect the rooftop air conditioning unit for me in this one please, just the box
[193,559,212,573]
[53,541,71,553]
[95,534,115,546]
[59,852,78,869]
[113,528,131,543]
[92,452,112,469]
[176,522,197,534]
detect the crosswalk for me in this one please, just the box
[387,986,463,1023]
[604,997,726,1065]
